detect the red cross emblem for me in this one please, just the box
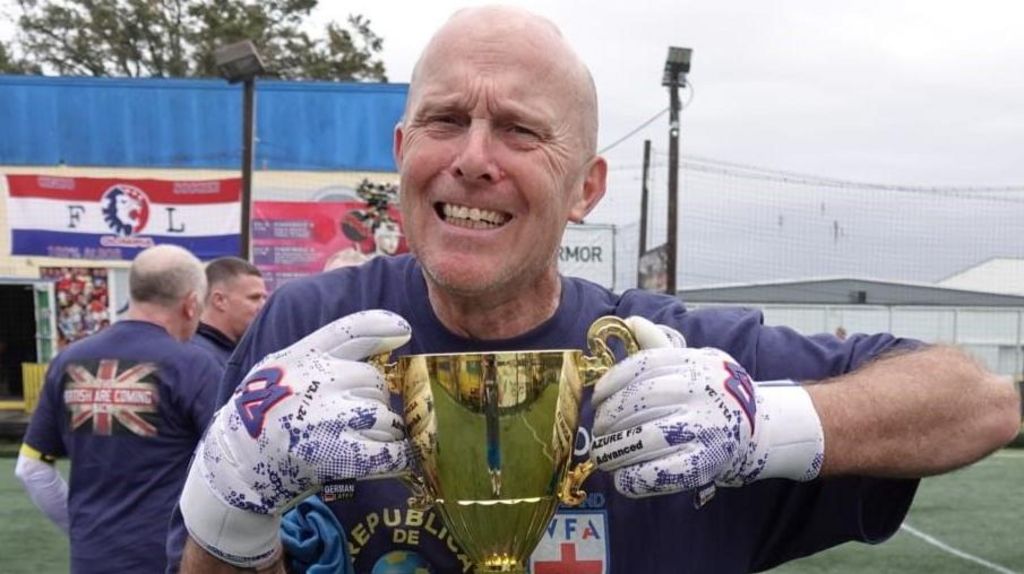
[534,543,604,574]
[64,359,160,437]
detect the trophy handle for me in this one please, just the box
[365,353,435,510]
[561,316,642,506]
[368,352,400,393]
[579,315,641,385]
[559,459,595,506]
[399,472,434,511]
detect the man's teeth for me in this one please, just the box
[442,203,509,228]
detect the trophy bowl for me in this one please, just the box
[377,316,637,573]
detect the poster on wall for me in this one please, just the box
[559,223,616,290]
[252,199,407,290]
[38,267,111,350]
[4,174,241,261]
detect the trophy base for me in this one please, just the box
[436,495,555,574]
[475,565,526,574]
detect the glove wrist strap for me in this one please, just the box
[180,457,282,569]
[756,381,825,482]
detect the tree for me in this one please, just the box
[9,0,387,80]
[0,40,41,74]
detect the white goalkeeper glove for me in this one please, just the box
[180,310,412,567]
[591,316,824,499]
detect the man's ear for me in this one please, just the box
[211,290,227,312]
[184,291,199,320]
[393,121,405,168]
[568,156,608,223]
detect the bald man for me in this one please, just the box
[179,7,1020,573]
[17,245,222,574]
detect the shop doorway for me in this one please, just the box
[0,283,38,397]
[0,279,56,402]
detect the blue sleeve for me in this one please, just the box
[22,361,67,458]
[745,475,918,571]
[676,305,920,381]
[747,316,922,566]
[183,353,223,433]
[663,305,922,565]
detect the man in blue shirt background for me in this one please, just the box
[17,244,221,573]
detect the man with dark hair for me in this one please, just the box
[16,244,222,573]
[164,256,266,572]
[192,256,267,367]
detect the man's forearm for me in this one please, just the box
[805,344,1021,478]
[180,537,286,574]
[14,450,70,534]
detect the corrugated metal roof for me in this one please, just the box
[0,75,407,172]
[677,277,1024,307]
[939,258,1024,296]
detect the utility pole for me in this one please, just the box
[662,47,692,295]
[214,40,266,261]
[637,139,652,268]
[240,78,256,259]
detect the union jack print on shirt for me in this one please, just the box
[63,359,160,437]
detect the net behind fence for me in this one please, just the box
[599,153,1024,291]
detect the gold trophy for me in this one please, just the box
[375,316,638,573]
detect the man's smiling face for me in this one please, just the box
[394,8,605,300]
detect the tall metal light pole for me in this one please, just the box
[214,40,266,260]
[662,47,692,295]
[637,139,652,286]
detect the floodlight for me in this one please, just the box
[662,46,692,87]
[214,41,266,84]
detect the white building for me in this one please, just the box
[679,277,1024,379]
[939,258,1024,296]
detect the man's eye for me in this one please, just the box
[508,124,539,138]
[431,115,462,126]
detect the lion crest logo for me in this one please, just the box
[101,185,150,237]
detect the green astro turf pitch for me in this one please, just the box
[0,451,1021,573]
[0,458,69,573]
[769,449,1024,573]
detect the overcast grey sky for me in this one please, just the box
[319,0,1024,188]
[3,1,1019,285]
[2,1,1021,188]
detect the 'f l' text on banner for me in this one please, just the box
[4,174,241,261]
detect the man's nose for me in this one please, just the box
[452,122,502,183]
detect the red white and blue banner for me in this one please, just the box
[4,174,241,261]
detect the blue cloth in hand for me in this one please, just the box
[281,495,353,574]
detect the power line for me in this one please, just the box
[598,107,669,155]
[607,156,1024,199]
[676,161,1024,203]
[681,154,1024,194]
[598,82,696,155]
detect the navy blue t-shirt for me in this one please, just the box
[220,254,919,573]
[24,320,221,574]
[191,322,235,368]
